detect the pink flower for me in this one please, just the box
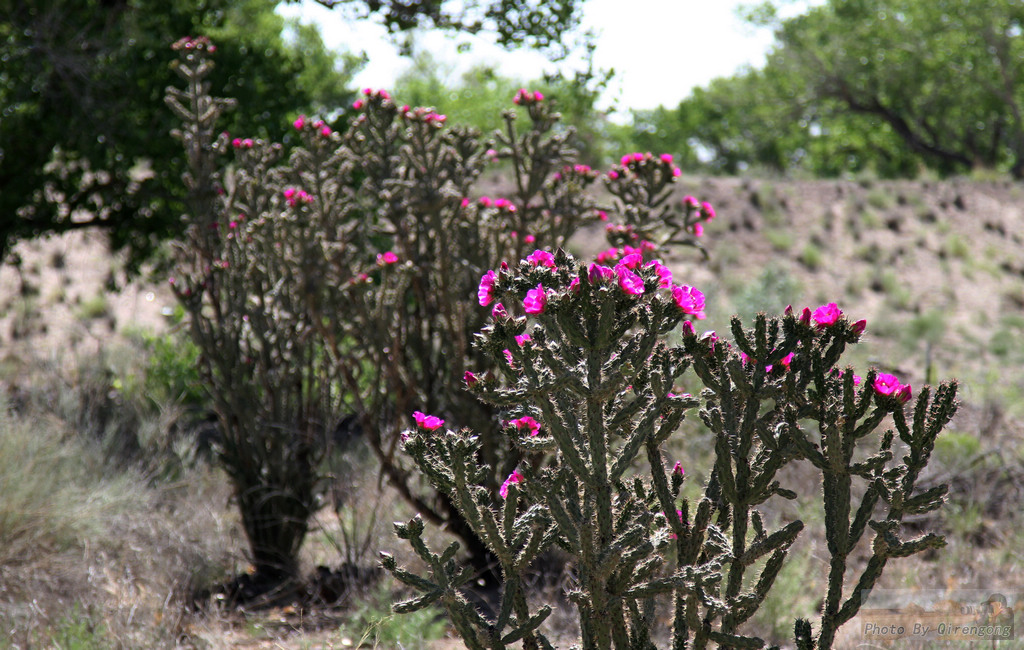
[320,125,332,137]
[352,99,364,110]
[293,115,305,130]
[597,210,609,221]
[515,333,531,346]
[412,411,445,431]
[701,202,716,221]
[779,352,795,369]
[526,249,556,268]
[672,462,685,476]
[799,307,813,326]
[523,234,535,243]
[508,416,541,436]
[500,471,525,498]
[524,284,547,314]
[377,251,398,265]
[669,509,686,539]
[491,302,508,320]
[618,252,644,269]
[681,320,696,336]
[646,261,673,288]
[660,153,674,164]
[568,277,581,293]
[607,169,619,180]
[683,195,699,209]
[464,371,477,386]
[873,373,912,402]
[672,285,706,319]
[616,265,645,295]
[478,270,497,306]
[812,303,843,327]
[852,319,867,335]
[693,223,704,238]
[503,349,514,366]
[588,263,615,283]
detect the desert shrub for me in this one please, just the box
[164,38,714,585]
[384,254,957,649]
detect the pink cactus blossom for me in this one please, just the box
[588,263,615,284]
[523,284,547,314]
[618,252,644,269]
[293,115,305,130]
[672,285,706,319]
[478,270,497,306]
[646,260,673,288]
[701,202,715,221]
[500,471,525,498]
[683,195,699,209]
[464,371,477,386]
[660,153,674,164]
[672,462,685,476]
[376,251,398,265]
[526,249,556,268]
[852,319,867,335]
[812,302,843,327]
[412,411,445,431]
[568,277,581,293]
[873,373,912,402]
[515,333,531,346]
[616,265,645,295]
[509,416,541,436]
[491,302,509,319]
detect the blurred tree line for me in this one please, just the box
[0,0,586,266]
[5,0,1019,267]
[635,0,1024,179]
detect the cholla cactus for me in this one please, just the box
[385,251,958,649]
[165,40,712,582]
[166,38,341,584]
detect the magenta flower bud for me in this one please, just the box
[509,416,540,436]
[660,153,674,164]
[701,201,715,220]
[681,320,696,337]
[568,277,581,294]
[464,371,477,386]
[376,251,398,265]
[523,284,547,314]
[683,195,699,209]
[500,470,525,499]
[784,304,794,316]
[293,115,305,130]
[491,302,508,320]
[478,270,497,306]
[852,319,867,335]
[673,462,685,476]
[646,260,673,288]
[897,384,913,403]
[800,307,813,326]
[515,333,531,346]
[412,411,444,431]
[588,263,614,284]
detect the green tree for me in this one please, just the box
[748,0,1024,177]
[1,0,587,266]
[0,0,361,267]
[392,49,623,165]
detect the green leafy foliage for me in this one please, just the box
[0,0,362,267]
[654,0,1024,178]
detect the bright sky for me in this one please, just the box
[276,1,820,113]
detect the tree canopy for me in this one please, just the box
[638,0,1024,179]
[0,0,587,266]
